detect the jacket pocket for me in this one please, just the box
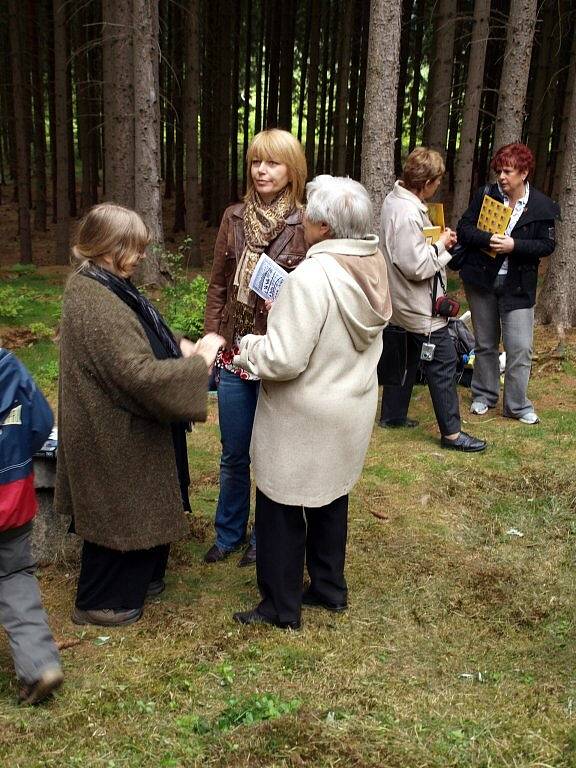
[274,251,304,270]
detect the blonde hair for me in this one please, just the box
[245,129,307,208]
[72,203,151,277]
[402,147,445,192]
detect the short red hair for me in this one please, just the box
[491,143,534,177]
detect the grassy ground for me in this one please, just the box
[1,268,576,767]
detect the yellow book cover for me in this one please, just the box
[423,225,441,246]
[427,203,445,230]
[477,196,513,258]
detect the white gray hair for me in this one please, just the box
[305,174,373,239]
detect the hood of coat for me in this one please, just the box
[307,236,392,351]
[0,349,31,421]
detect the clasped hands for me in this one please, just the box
[439,228,457,250]
[489,234,515,254]
[180,333,225,371]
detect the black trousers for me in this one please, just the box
[255,488,348,624]
[380,326,461,436]
[75,542,170,611]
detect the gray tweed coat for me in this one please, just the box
[55,272,209,551]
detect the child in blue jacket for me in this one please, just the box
[0,348,63,704]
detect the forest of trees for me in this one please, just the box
[0,0,575,328]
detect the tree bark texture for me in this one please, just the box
[452,0,490,223]
[133,0,164,284]
[304,0,321,175]
[184,0,202,267]
[333,0,354,175]
[423,0,457,153]
[361,0,401,224]
[536,50,576,330]
[29,0,47,230]
[53,0,69,264]
[8,0,32,262]
[492,0,538,152]
[102,0,135,207]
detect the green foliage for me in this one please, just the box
[28,322,54,340]
[163,275,208,341]
[0,284,27,319]
[35,359,59,391]
[216,694,301,731]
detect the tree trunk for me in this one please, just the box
[254,0,265,134]
[324,0,339,172]
[102,0,135,207]
[133,0,164,285]
[423,0,457,152]
[361,0,401,223]
[394,0,413,176]
[8,0,32,262]
[353,0,371,180]
[304,0,321,176]
[29,0,47,230]
[184,0,202,268]
[66,23,77,218]
[452,0,490,224]
[230,0,241,201]
[297,0,312,144]
[53,0,69,264]
[267,0,280,127]
[526,1,557,188]
[315,0,330,174]
[492,0,538,151]
[333,0,353,175]
[243,0,253,191]
[345,0,363,176]
[536,50,576,330]
[173,4,186,232]
[408,0,425,152]
[278,0,296,130]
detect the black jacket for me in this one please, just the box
[457,183,560,310]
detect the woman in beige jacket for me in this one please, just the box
[231,175,391,630]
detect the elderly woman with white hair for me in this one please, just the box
[231,175,392,630]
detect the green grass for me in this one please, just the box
[1,270,576,766]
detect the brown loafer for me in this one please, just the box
[19,665,64,706]
[72,607,142,627]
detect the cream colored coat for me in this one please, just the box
[235,236,391,507]
[380,181,451,335]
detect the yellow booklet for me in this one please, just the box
[477,196,512,258]
[427,203,445,230]
[422,226,441,246]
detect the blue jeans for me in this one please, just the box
[214,368,260,551]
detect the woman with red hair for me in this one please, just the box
[456,143,560,424]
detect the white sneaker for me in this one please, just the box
[470,401,488,416]
[519,412,539,425]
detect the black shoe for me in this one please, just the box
[302,589,347,613]
[238,543,257,567]
[203,544,232,564]
[441,431,487,452]
[146,579,165,598]
[232,607,300,630]
[378,418,419,428]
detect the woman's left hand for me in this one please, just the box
[490,234,515,253]
[180,338,198,358]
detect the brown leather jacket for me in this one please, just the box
[204,202,307,347]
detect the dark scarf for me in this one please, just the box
[82,263,191,511]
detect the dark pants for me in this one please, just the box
[76,542,170,611]
[255,488,348,625]
[380,326,461,436]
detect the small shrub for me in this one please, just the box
[163,275,208,341]
[29,322,54,340]
[0,285,27,319]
